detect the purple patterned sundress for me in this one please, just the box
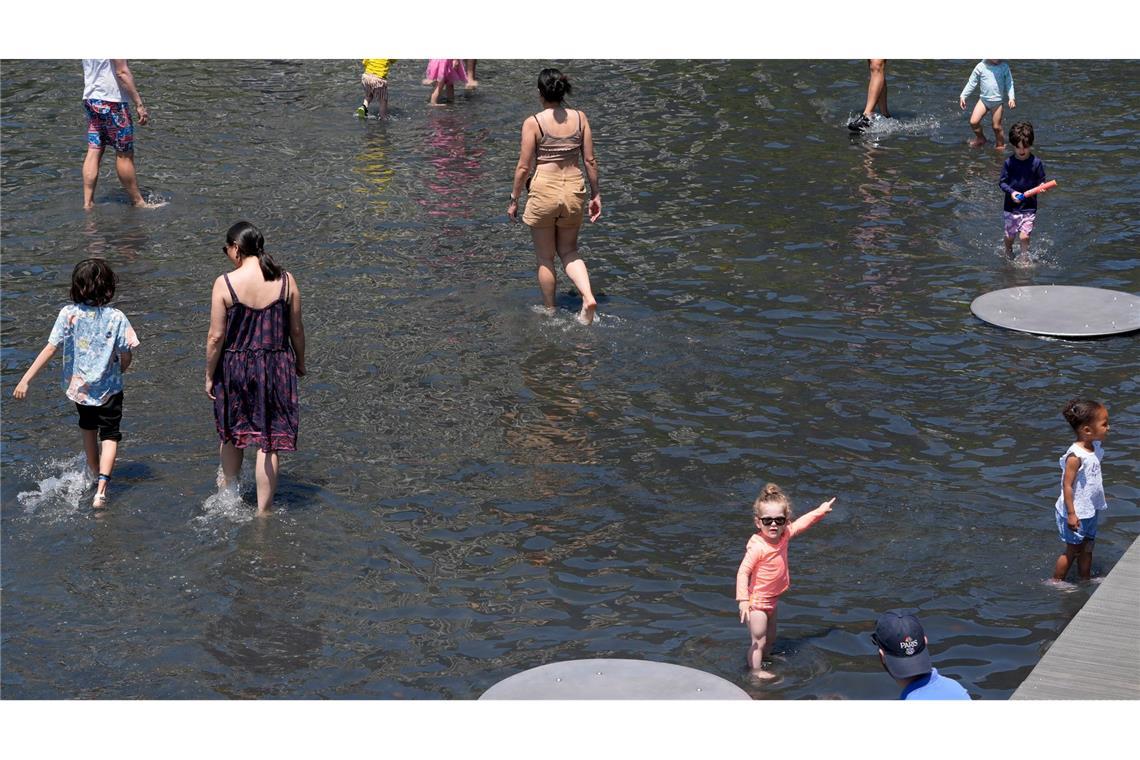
[212,272,299,452]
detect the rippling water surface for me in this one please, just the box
[2,59,1138,699]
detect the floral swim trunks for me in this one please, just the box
[84,99,134,153]
[1003,210,1035,239]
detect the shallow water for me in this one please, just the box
[2,59,1138,699]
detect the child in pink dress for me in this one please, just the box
[424,59,468,105]
[735,483,835,679]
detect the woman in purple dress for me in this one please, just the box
[205,221,306,514]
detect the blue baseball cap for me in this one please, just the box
[872,611,932,679]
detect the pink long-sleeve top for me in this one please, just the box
[735,505,829,602]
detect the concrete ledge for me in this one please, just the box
[1012,535,1140,699]
[480,658,751,700]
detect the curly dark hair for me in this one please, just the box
[1008,121,1035,148]
[70,258,117,306]
[1062,398,1104,432]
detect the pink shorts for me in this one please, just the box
[747,592,778,613]
[1003,210,1036,239]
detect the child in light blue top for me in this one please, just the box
[13,259,139,508]
[959,59,1016,149]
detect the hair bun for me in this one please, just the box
[761,483,783,498]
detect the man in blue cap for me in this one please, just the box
[872,610,970,700]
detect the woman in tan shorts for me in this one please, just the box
[507,68,601,325]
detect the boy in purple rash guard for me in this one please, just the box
[998,121,1047,259]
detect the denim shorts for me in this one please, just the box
[1056,511,1098,544]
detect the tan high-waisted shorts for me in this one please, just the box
[523,168,587,229]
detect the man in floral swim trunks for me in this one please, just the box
[82,59,150,208]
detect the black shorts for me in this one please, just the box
[76,392,124,442]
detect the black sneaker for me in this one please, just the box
[847,113,871,133]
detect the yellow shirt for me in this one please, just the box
[363,59,394,78]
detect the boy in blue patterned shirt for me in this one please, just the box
[13,259,140,509]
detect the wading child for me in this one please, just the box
[735,483,835,679]
[424,59,467,105]
[959,59,1016,148]
[999,122,1047,259]
[357,59,394,119]
[12,259,140,508]
[1053,399,1110,582]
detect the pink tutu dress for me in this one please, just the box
[425,59,468,85]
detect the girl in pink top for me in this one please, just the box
[735,483,835,679]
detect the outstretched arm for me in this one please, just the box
[787,497,836,538]
[13,343,57,398]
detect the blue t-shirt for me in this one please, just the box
[900,668,971,700]
[48,303,139,406]
[999,154,1047,213]
[959,60,1015,104]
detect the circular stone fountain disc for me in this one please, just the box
[480,658,751,700]
[971,286,1140,338]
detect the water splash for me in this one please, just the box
[141,192,169,209]
[16,454,94,517]
[195,467,255,525]
[850,114,942,138]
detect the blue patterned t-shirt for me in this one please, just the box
[47,304,140,406]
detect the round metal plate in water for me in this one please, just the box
[971,286,1140,338]
[480,658,751,700]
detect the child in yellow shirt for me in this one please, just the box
[358,59,394,119]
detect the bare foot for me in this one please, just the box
[577,299,597,325]
[83,201,95,210]
[968,136,987,148]
[422,78,434,86]
[465,79,479,90]
[749,667,778,681]
[994,142,1006,151]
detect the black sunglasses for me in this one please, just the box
[759,516,787,526]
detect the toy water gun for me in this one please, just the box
[1014,179,1058,202]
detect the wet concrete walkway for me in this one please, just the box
[1012,535,1140,699]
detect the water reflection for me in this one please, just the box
[420,112,484,220]
[83,214,148,262]
[850,144,912,314]
[354,127,394,216]
[502,341,601,467]
[201,519,323,694]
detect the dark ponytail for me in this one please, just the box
[225,220,281,280]
[537,68,571,103]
